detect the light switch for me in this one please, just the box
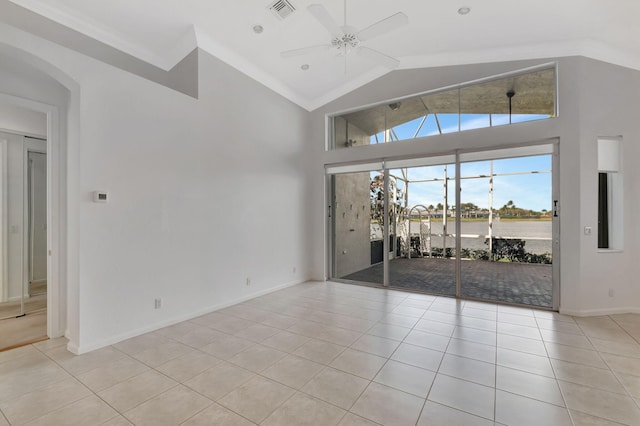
[584,226,592,235]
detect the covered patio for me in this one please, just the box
[341,257,552,308]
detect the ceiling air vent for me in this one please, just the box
[269,0,296,20]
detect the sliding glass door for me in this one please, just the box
[328,144,559,309]
[332,169,385,286]
[459,155,553,308]
[386,160,456,296]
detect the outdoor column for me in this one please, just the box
[442,165,448,257]
[383,167,390,287]
[489,160,494,261]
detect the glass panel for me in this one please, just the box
[460,114,491,131]
[459,155,553,308]
[459,67,556,129]
[330,66,556,150]
[421,89,459,135]
[415,114,442,138]
[333,170,385,286]
[388,163,456,296]
[509,68,556,122]
[386,97,429,141]
[598,173,609,248]
[334,105,386,149]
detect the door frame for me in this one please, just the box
[0,139,6,305]
[0,92,64,338]
[326,140,560,310]
[552,142,560,310]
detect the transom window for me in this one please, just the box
[330,65,557,150]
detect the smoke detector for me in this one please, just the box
[269,0,296,20]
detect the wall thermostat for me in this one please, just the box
[93,191,108,203]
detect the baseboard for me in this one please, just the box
[560,306,640,317]
[69,277,308,355]
[6,293,47,302]
[66,341,81,354]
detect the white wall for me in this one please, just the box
[3,19,639,355]
[0,22,313,352]
[0,104,46,137]
[574,60,640,314]
[74,50,311,352]
[309,57,640,316]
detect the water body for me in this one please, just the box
[407,219,552,254]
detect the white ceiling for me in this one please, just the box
[8,0,640,110]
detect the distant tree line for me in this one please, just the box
[415,200,550,218]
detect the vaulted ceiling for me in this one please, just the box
[3,0,640,110]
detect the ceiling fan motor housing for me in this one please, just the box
[332,32,360,52]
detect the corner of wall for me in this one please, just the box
[168,48,199,99]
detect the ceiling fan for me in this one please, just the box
[281,0,408,72]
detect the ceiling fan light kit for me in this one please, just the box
[280,1,408,72]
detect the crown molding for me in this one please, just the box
[8,0,175,69]
[7,1,640,111]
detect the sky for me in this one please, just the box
[371,113,553,211]
[386,155,552,212]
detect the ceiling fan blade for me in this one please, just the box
[356,46,400,69]
[356,12,408,41]
[281,44,332,58]
[308,4,343,39]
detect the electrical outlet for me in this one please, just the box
[154,298,162,309]
[246,278,251,286]
[293,266,296,273]
[608,288,615,298]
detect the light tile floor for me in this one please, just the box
[1,281,640,425]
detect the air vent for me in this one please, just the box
[269,0,296,20]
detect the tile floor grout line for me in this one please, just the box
[609,314,640,346]
[4,282,640,425]
[574,316,638,401]
[0,407,9,425]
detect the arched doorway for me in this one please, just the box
[0,43,78,347]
